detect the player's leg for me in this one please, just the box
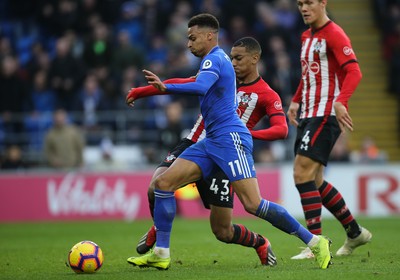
[135,139,195,254]
[315,167,372,256]
[197,173,277,266]
[291,117,337,260]
[231,178,331,269]
[128,141,208,270]
[135,166,167,254]
[290,154,324,260]
[209,205,277,266]
[207,131,331,268]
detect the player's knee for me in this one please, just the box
[242,202,258,215]
[212,225,232,243]
[153,176,173,191]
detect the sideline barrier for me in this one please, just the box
[0,164,399,222]
[0,169,280,222]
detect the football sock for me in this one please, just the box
[154,189,176,249]
[295,181,322,235]
[230,224,265,248]
[256,199,313,244]
[319,181,361,238]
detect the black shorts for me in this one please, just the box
[196,168,234,209]
[294,116,341,166]
[157,138,196,168]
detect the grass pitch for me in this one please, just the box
[0,217,399,280]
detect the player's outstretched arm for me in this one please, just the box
[143,69,167,92]
[126,77,196,106]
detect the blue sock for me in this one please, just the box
[154,189,176,248]
[256,199,313,244]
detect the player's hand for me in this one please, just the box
[334,102,353,132]
[126,88,136,107]
[143,69,167,92]
[287,102,300,127]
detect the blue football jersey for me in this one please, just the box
[166,46,250,139]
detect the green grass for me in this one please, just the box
[0,217,399,280]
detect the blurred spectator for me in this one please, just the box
[146,35,168,64]
[74,74,110,144]
[0,55,31,146]
[0,145,27,170]
[114,1,145,49]
[30,70,56,113]
[158,101,184,151]
[165,3,192,50]
[37,0,80,37]
[44,109,85,169]
[25,42,51,78]
[0,37,14,61]
[83,22,113,71]
[227,15,252,43]
[49,36,84,110]
[23,70,55,150]
[273,0,299,31]
[112,30,144,79]
[350,136,388,164]
[268,50,298,110]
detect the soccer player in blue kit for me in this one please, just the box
[127,13,332,270]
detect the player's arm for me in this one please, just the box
[250,113,288,141]
[126,77,195,106]
[334,62,362,132]
[335,62,362,108]
[287,80,302,127]
[143,69,217,96]
[330,31,362,132]
[164,71,218,96]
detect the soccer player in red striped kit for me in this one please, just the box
[287,0,372,259]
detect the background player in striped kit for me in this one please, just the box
[126,37,288,267]
[126,13,332,270]
[287,0,372,260]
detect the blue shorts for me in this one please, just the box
[179,132,256,182]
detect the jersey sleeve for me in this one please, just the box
[250,90,288,141]
[329,27,362,108]
[329,28,358,67]
[126,77,195,100]
[165,53,221,96]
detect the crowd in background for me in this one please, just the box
[0,0,391,170]
[373,0,400,138]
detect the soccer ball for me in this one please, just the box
[68,241,104,273]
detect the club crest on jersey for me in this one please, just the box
[202,59,212,69]
[313,41,323,53]
[343,46,353,56]
[239,94,252,107]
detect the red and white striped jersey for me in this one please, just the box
[185,114,206,142]
[186,77,286,142]
[295,21,358,119]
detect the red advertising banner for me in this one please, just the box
[0,169,280,222]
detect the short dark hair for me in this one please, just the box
[188,13,219,31]
[232,37,262,56]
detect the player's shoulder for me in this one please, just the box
[325,21,350,40]
[201,47,230,69]
[240,77,278,97]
